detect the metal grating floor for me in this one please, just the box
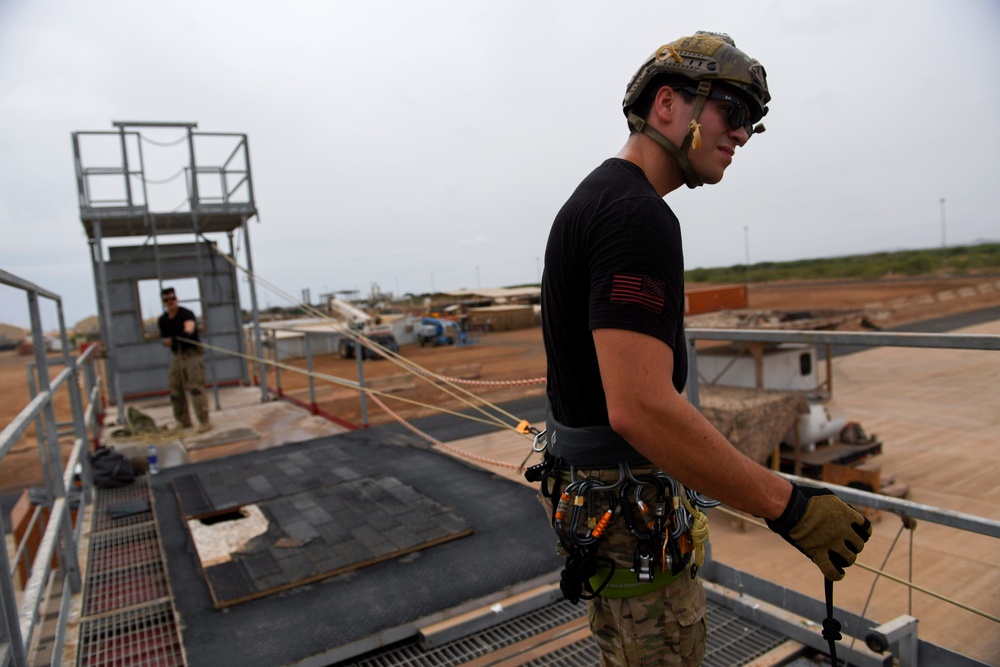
[75,477,186,667]
[88,523,162,574]
[77,601,185,667]
[703,602,787,667]
[82,558,170,617]
[337,597,787,667]
[91,477,152,532]
[341,600,586,667]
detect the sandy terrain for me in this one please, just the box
[3,275,999,496]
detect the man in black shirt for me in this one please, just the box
[539,32,870,666]
[158,287,210,432]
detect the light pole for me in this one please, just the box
[940,198,947,271]
[743,226,751,290]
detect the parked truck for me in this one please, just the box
[329,296,400,359]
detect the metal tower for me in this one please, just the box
[71,121,268,421]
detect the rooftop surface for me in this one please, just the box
[62,310,1000,666]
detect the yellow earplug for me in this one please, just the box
[689,120,702,150]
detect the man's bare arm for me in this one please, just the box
[592,327,791,519]
[593,327,871,580]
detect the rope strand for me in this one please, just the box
[713,505,1000,624]
[214,252,532,432]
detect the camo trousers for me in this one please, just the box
[538,465,707,666]
[168,349,208,427]
[588,570,706,667]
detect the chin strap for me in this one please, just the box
[823,577,843,665]
[627,81,713,189]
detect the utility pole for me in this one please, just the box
[744,226,751,289]
[940,198,947,271]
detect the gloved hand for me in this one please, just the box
[766,483,871,581]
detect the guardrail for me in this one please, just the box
[686,325,1000,666]
[0,269,105,667]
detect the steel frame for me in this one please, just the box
[686,325,1000,666]
[0,269,104,667]
[71,121,268,421]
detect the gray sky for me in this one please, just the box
[1,0,998,330]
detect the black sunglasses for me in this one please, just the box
[162,296,177,303]
[679,86,755,135]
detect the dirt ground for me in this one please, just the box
[3,275,999,496]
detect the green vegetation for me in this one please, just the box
[685,243,1000,284]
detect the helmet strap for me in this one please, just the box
[627,81,713,190]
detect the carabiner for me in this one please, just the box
[531,429,548,453]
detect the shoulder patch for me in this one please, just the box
[611,274,665,313]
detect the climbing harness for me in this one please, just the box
[527,434,716,604]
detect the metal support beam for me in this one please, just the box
[703,579,892,667]
[90,224,126,423]
[0,511,26,667]
[241,216,268,401]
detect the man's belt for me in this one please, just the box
[545,405,650,467]
[589,557,691,598]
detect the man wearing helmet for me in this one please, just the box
[537,32,870,665]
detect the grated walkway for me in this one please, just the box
[335,597,788,667]
[75,476,186,667]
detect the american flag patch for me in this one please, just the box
[611,273,666,313]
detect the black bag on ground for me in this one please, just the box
[90,446,135,489]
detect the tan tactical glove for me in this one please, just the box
[767,483,871,581]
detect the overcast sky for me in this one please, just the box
[1,0,998,330]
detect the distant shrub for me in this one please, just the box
[684,242,1000,284]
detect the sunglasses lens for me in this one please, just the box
[727,104,749,131]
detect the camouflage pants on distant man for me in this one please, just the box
[168,349,209,429]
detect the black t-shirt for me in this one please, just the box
[542,158,687,428]
[158,307,201,353]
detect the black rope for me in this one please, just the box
[823,577,843,665]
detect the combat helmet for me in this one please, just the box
[623,31,770,188]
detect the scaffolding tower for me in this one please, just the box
[71,120,269,422]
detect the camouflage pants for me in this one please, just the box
[538,465,707,667]
[168,349,208,426]
[588,571,706,667]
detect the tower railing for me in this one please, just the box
[685,324,1000,666]
[0,269,104,667]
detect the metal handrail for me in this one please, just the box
[686,323,1000,666]
[684,327,1000,409]
[0,269,104,667]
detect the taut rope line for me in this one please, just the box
[214,251,537,434]
[187,337,529,433]
[713,505,1000,624]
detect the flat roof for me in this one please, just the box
[150,398,561,667]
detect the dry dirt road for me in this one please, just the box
[3,275,999,496]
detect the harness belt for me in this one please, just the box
[544,405,650,467]
[590,561,687,599]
